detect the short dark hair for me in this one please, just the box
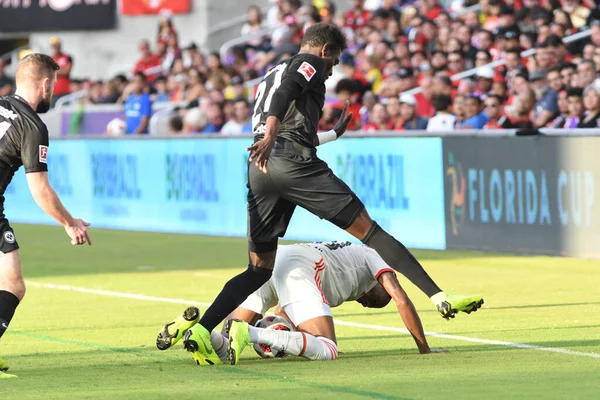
[301,23,347,54]
[169,115,183,132]
[448,50,465,60]
[433,94,452,111]
[134,71,146,81]
[560,62,577,72]
[16,53,59,84]
[486,94,502,104]
[233,97,249,107]
[567,87,583,98]
[547,66,561,75]
[506,48,520,57]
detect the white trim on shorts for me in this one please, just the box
[283,299,332,326]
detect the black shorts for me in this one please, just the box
[247,138,364,253]
[0,218,19,254]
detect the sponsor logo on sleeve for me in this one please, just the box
[297,61,316,82]
[39,145,48,164]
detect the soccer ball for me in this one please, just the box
[106,118,126,136]
[253,315,294,359]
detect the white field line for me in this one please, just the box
[26,281,600,360]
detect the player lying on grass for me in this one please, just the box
[158,241,449,365]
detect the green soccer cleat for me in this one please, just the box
[0,356,8,371]
[226,319,251,365]
[183,324,222,366]
[156,306,200,350]
[434,293,484,320]
[0,371,17,379]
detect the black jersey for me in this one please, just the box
[0,95,49,207]
[252,53,327,148]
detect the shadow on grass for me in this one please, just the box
[16,224,515,279]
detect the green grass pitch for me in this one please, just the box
[1,224,599,399]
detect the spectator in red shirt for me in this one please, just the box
[49,37,73,104]
[385,95,403,130]
[414,76,436,118]
[345,0,371,31]
[133,40,162,82]
[363,103,391,131]
[333,79,362,131]
[447,51,467,80]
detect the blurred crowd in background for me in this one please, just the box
[2,0,600,134]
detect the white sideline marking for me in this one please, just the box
[26,281,600,360]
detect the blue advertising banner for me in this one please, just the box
[5,137,446,250]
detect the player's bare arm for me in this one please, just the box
[247,115,280,173]
[378,271,447,354]
[26,171,91,246]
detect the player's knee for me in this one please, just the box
[3,280,25,300]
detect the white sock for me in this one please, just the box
[248,325,338,360]
[430,291,446,305]
[209,330,229,361]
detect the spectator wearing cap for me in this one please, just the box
[483,95,507,129]
[124,72,152,135]
[182,42,200,69]
[399,93,428,130]
[397,66,417,92]
[577,60,597,89]
[475,67,495,96]
[497,5,520,36]
[339,52,369,89]
[363,103,391,132]
[531,68,559,128]
[0,58,14,96]
[579,82,600,128]
[460,95,489,129]
[564,87,585,128]
[427,94,457,132]
[502,89,536,129]
[134,40,162,82]
[345,0,371,31]
[333,79,362,131]
[221,98,252,134]
[546,89,569,128]
[49,37,73,103]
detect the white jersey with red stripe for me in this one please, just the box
[300,241,394,307]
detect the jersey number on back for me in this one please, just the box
[0,121,10,141]
[252,63,287,130]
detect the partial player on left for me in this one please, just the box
[0,54,92,379]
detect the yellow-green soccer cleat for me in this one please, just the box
[226,319,251,365]
[0,371,17,379]
[0,356,8,371]
[435,293,484,320]
[183,324,222,366]
[156,306,200,350]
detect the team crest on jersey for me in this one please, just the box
[297,62,316,82]
[39,145,48,163]
[4,231,15,244]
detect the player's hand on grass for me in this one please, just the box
[333,100,354,138]
[65,219,92,246]
[422,349,449,354]
[247,136,275,174]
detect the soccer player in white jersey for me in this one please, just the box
[159,241,449,364]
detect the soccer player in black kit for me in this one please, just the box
[157,24,483,365]
[0,54,91,379]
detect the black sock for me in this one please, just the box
[0,290,20,339]
[361,223,442,297]
[198,265,272,332]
